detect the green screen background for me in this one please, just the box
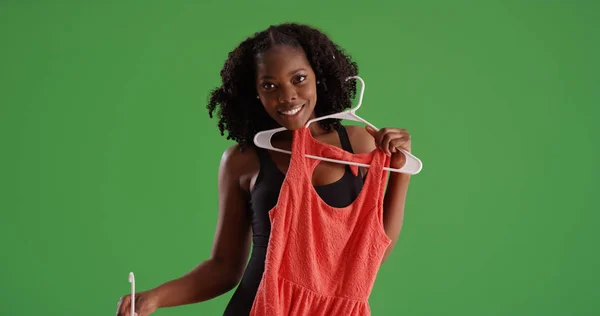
[1,1,598,315]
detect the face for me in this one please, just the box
[255,45,317,130]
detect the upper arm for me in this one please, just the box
[210,145,253,281]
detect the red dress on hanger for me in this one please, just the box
[249,127,392,316]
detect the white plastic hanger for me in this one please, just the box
[253,76,423,175]
[129,272,135,316]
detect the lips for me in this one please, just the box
[277,103,305,116]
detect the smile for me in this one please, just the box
[278,104,305,116]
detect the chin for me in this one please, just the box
[283,122,305,131]
[274,117,303,131]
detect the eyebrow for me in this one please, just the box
[259,68,307,80]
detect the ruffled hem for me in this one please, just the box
[251,274,371,316]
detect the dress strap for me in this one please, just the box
[295,127,388,188]
[254,146,284,175]
[335,125,355,154]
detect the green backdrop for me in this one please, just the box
[1,1,598,315]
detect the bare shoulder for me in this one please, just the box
[220,144,254,169]
[219,143,260,193]
[344,125,377,154]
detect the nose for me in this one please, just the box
[278,85,297,103]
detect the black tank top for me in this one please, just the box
[223,125,363,315]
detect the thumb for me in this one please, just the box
[365,125,377,137]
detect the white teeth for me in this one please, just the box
[280,105,303,116]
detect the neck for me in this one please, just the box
[308,121,329,137]
[306,110,330,137]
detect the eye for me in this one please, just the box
[261,82,276,90]
[294,75,307,84]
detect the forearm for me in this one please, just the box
[382,172,411,261]
[149,258,240,308]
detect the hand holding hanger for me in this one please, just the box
[365,125,412,169]
[253,76,423,175]
[116,272,159,316]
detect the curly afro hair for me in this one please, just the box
[206,22,359,150]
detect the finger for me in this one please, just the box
[116,298,122,314]
[381,132,403,156]
[365,125,378,138]
[389,137,409,152]
[375,128,390,149]
[116,295,130,316]
[366,127,383,150]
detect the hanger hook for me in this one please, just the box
[345,76,365,112]
[129,272,135,316]
[302,75,367,129]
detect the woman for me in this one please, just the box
[116,22,411,316]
